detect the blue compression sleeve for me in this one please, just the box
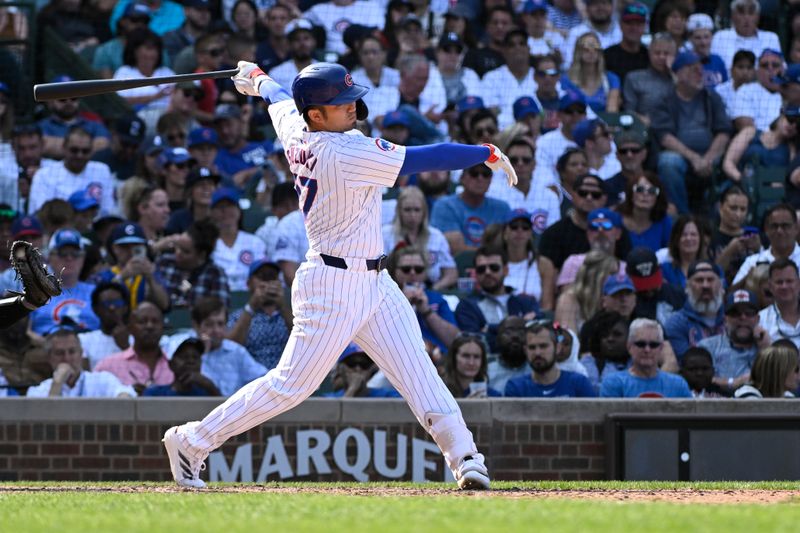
[258,77,292,105]
[399,144,491,175]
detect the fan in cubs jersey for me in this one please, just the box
[163,61,519,490]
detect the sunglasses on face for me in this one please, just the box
[509,156,533,165]
[169,162,189,169]
[619,146,644,155]
[345,359,373,370]
[508,222,532,231]
[786,116,800,126]
[68,147,91,155]
[760,61,782,69]
[767,222,794,232]
[589,220,614,231]
[562,108,586,116]
[577,189,604,200]
[633,184,659,195]
[474,127,497,136]
[632,340,662,349]
[399,265,426,274]
[401,207,422,213]
[467,170,492,179]
[204,48,224,57]
[475,263,502,274]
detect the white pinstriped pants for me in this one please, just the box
[184,256,475,463]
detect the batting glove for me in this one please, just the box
[482,143,518,187]
[232,60,271,97]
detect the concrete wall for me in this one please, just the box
[1,399,797,482]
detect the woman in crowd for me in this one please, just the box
[555,251,619,333]
[383,186,457,290]
[350,35,401,123]
[490,211,542,302]
[653,1,689,51]
[560,32,620,113]
[744,263,774,310]
[442,334,501,398]
[165,167,220,236]
[552,147,589,217]
[157,147,193,212]
[722,111,798,182]
[230,0,267,42]
[661,215,708,290]
[616,172,672,252]
[122,180,170,242]
[114,28,175,127]
[735,345,800,398]
[579,310,630,393]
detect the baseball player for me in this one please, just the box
[163,61,519,490]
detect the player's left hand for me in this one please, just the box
[482,143,518,187]
[232,60,270,97]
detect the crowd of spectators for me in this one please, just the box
[2,0,800,401]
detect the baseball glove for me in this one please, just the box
[9,241,62,308]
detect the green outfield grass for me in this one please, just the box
[1,481,799,533]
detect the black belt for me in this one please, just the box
[320,253,388,271]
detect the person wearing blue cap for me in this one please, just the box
[698,289,770,395]
[533,91,588,186]
[29,229,101,336]
[482,28,539,130]
[730,48,785,132]
[709,0,781,72]
[323,344,401,398]
[28,127,117,216]
[209,187,267,291]
[380,110,411,145]
[37,78,111,160]
[556,207,624,287]
[572,118,620,180]
[522,0,566,59]
[68,189,100,234]
[226,258,291,371]
[512,96,542,142]
[651,50,732,213]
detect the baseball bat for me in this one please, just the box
[33,68,240,102]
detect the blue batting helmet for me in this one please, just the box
[292,63,370,120]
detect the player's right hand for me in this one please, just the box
[482,143,518,187]
[232,60,270,97]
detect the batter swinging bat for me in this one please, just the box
[33,68,240,102]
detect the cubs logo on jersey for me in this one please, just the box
[375,138,396,152]
[239,250,254,266]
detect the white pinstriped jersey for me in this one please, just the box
[269,99,406,259]
[272,209,309,264]
[28,160,117,215]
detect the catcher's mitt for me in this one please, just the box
[9,241,62,307]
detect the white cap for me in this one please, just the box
[285,18,314,37]
[686,13,713,33]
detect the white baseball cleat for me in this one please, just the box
[456,454,491,490]
[163,425,207,489]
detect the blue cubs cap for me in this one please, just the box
[671,51,701,72]
[603,273,635,295]
[110,221,147,245]
[759,48,783,61]
[123,2,151,19]
[522,0,548,13]
[339,343,367,362]
[558,92,587,112]
[12,215,43,238]
[248,257,280,279]
[382,110,410,128]
[506,209,532,225]
[49,228,84,251]
[211,186,241,208]
[186,166,221,188]
[621,2,648,22]
[188,127,219,147]
[588,207,622,228]
[725,289,759,314]
[687,260,723,279]
[572,118,605,148]
[456,95,485,114]
[68,189,100,212]
[513,96,540,121]
[159,146,192,167]
[774,64,800,85]
[115,115,146,144]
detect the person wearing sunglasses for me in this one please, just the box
[697,289,770,395]
[387,246,460,357]
[505,320,595,397]
[192,33,225,120]
[601,129,647,207]
[324,344,401,398]
[664,260,726,360]
[557,208,624,288]
[468,109,500,146]
[92,115,147,183]
[37,75,111,160]
[600,318,692,397]
[29,229,100,337]
[533,55,564,133]
[572,118,620,181]
[28,127,117,217]
[79,282,131,370]
[157,146,193,212]
[455,246,538,352]
[534,92,588,188]
[616,172,672,253]
[723,105,798,183]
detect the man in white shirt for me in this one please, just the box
[350,35,400,122]
[268,19,318,91]
[734,204,800,284]
[26,328,135,398]
[304,0,384,56]
[713,49,756,120]
[522,0,566,61]
[0,124,57,214]
[571,118,620,180]
[78,281,131,370]
[759,258,800,349]
[28,126,117,215]
[482,29,540,130]
[731,48,785,130]
[710,0,782,71]
[533,92,587,187]
[561,0,621,69]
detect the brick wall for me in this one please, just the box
[0,398,793,482]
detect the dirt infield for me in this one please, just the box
[2,484,799,504]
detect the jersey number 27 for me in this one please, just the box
[294,175,318,216]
